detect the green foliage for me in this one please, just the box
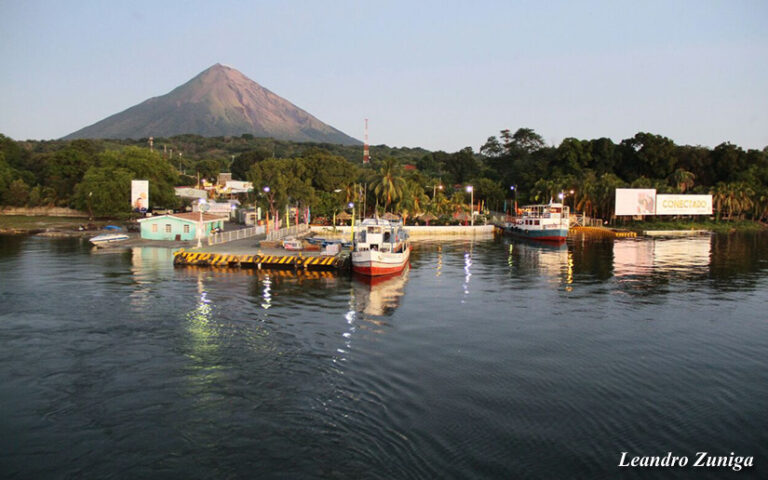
[370,158,406,211]
[0,129,765,224]
[231,148,271,180]
[73,166,134,216]
[3,178,31,206]
[247,158,313,217]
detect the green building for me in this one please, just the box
[138,213,226,241]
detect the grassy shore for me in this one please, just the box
[618,219,766,234]
[0,215,113,234]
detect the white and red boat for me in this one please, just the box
[351,218,411,276]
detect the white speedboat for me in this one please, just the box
[282,237,303,251]
[89,233,129,247]
[351,218,411,276]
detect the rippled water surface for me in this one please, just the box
[1,234,767,479]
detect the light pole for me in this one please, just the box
[510,185,517,217]
[263,186,272,234]
[197,198,207,248]
[427,183,443,198]
[348,202,355,248]
[466,185,474,226]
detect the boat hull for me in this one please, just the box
[352,247,411,276]
[504,226,568,242]
[89,234,129,246]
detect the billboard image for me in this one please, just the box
[655,194,713,215]
[615,189,656,216]
[131,180,149,211]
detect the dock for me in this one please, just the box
[569,226,637,239]
[172,231,350,271]
[173,249,349,270]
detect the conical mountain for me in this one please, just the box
[63,64,360,145]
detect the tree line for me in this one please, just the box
[1,129,766,223]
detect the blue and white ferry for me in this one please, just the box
[503,203,570,242]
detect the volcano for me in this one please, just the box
[63,64,359,145]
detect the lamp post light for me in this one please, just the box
[569,189,575,214]
[427,183,444,198]
[510,185,517,217]
[263,186,273,234]
[348,202,355,248]
[466,185,474,226]
[197,198,207,248]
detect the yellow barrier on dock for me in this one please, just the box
[569,226,637,239]
[173,250,344,270]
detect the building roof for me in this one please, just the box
[138,212,227,223]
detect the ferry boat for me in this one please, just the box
[351,218,411,276]
[502,202,570,242]
[89,233,129,247]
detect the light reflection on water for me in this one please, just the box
[1,234,767,479]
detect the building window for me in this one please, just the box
[165,224,171,233]
[183,224,190,233]
[151,224,158,233]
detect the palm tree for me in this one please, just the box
[370,158,406,212]
[669,168,696,193]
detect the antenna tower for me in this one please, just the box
[363,118,370,164]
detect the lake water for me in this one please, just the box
[1,233,767,479]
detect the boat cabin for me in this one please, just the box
[355,219,407,254]
[517,203,569,226]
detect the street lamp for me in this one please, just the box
[510,185,517,217]
[569,189,575,214]
[348,202,355,248]
[197,198,207,248]
[466,185,474,226]
[427,182,443,198]
[263,186,273,234]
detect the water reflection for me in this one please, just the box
[463,242,473,301]
[351,265,410,317]
[613,236,711,279]
[129,247,175,308]
[505,238,572,286]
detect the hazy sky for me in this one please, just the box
[1,0,766,152]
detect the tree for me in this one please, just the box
[508,128,545,154]
[556,138,592,176]
[45,144,98,204]
[302,151,358,192]
[247,158,313,221]
[712,143,747,183]
[73,167,134,216]
[617,132,678,181]
[231,148,270,180]
[3,178,30,206]
[370,158,406,212]
[443,147,479,185]
[669,168,696,193]
[470,177,505,211]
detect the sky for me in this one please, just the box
[1,0,767,152]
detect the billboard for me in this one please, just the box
[615,189,656,216]
[656,194,712,215]
[131,180,149,211]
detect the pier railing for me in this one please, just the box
[265,224,309,241]
[207,225,265,246]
